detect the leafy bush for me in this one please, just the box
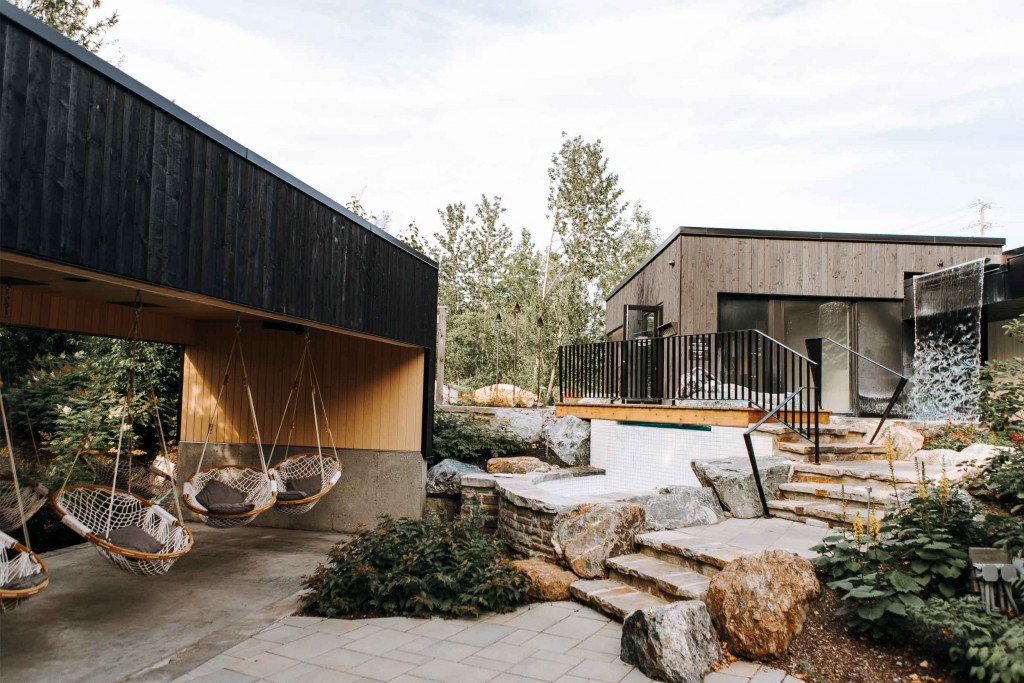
[909,597,1024,683]
[302,513,531,619]
[924,422,1008,452]
[977,315,1024,438]
[970,445,1024,516]
[430,413,526,466]
[812,478,971,637]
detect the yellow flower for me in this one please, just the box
[852,514,865,544]
[868,511,881,541]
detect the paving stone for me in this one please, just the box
[188,655,246,678]
[498,629,537,645]
[345,629,423,655]
[566,658,636,682]
[474,642,540,664]
[703,673,748,683]
[254,625,310,644]
[267,662,361,683]
[520,631,582,654]
[573,633,621,655]
[544,616,608,640]
[310,647,374,671]
[188,670,256,683]
[449,623,517,646]
[223,639,276,660]
[750,668,787,683]
[720,660,761,676]
[507,656,577,681]
[398,636,440,653]
[427,640,481,661]
[409,659,499,683]
[407,619,470,639]
[226,653,297,678]
[313,619,367,636]
[346,656,417,681]
[462,655,515,673]
[270,633,352,660]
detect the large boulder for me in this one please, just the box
[425,459,484,497]
[705,549,820,660]
[913,448,965,467]
[620,600,722,683]
[511,558,576,600]
[545,415,591,466]
[551,503,646,578]
[493,408,547,442]
[691,456,792,519]
[625,486,724,530]
[487,456,553,474]
[879,423,925,460]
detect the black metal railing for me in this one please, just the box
[744,387,806,517]
[804,337,909,444]
[558,329,820,461]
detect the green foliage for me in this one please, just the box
[970,445,1024,516]
[1,327,181,490]
[430,413,526,467]
[977,315,1024,439]
[812,481,972,638]
[301,513,531,619]
[924,422,1009,452]
[11,0,118,53]
[909,597,1024,682]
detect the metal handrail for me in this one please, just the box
[744,387,805,518]
[806,337,909,444]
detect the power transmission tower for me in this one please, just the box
[970,200,992,237]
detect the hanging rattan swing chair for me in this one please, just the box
[183,319,277,528]
[51,298,193,576]
[80,449,173,501]
[0,475,47,534]
[0,380,49,613]
[267,336,342,515]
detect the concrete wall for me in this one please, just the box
[176,442,426,533]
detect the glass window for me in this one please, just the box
[718,297,769,334]
[855,301,904,415]
[784,300,851,413]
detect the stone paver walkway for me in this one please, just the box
[176,600,796,683]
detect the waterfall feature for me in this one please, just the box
[909,259,986,421]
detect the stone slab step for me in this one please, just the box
[569,579,668,621]
[768,499,887,528]
[606,553,711,601]
[792,462,916,488]
[753,422,864,437]
[779,442,887,456]
[636,530,751,575]
[779,482,895,506]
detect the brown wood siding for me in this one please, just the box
[609,235,1001,336]
[2,285,196,344]
[180,322,424,452]
[605,235,682,335]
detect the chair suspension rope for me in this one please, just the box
[234,316,269,474]
[0,377,31,550]
[194,332,240,474]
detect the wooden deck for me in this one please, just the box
[555,402,831,428]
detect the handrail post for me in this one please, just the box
[744,431,771,518]
[870,376,909,444]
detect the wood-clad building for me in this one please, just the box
[606,227,1006,415]
[0,5,437,531]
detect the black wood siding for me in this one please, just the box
[0,13,438,349]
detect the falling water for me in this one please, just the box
[909,258,986,421]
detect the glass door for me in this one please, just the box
[783,300,852,413]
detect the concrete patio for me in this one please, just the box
[0,526,345,682]
[174,602,801,683]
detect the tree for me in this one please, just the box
[12,0,118,53]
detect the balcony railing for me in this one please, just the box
[558,329,820,462]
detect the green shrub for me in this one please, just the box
[977,315,1024,438]
[923,422,1008,452]
[909,597,1024,683]
[970,445,1024,516]
[812,480,971,638]
[430,413,526,467]
[301,513,531,619]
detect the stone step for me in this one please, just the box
[792,462,916,489]
[569,579,668,621]
[635,531,751,577]
[606,553,711,602]
[778,482,895,508]
[768,499,888,529]
[778,442,886,461]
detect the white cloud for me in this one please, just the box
[110,0,1024,249]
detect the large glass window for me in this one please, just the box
[783,300,852,413]
[855,301,905,414]
[718,297,769,334]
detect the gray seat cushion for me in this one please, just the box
[101,524,165,554]
[275,489,307,502]
[286,475,321,497]
[196,479,249,511]
[0,570,49,592]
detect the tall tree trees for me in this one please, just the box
[12,0,118,53]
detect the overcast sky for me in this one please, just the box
[105,0,1024,251]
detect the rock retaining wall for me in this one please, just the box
[498,496,558,562]
[460,475,499,531]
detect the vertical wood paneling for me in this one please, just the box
[0,18,437,350]
[180,322,423,452]
[610,233,1003,337]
